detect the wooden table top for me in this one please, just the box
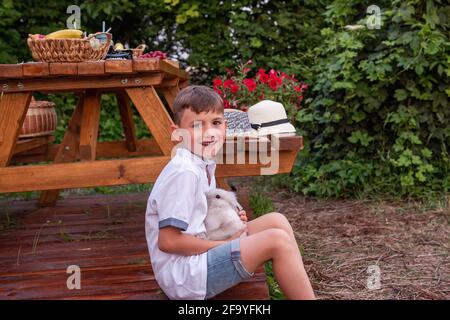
[0,58,189,80]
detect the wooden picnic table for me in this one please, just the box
[0,59,303,206]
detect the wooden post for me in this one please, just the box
[39,94,85,206]
[126,87,175,155]
[0,92,32,166]
[79,90,101,161]
[116,91,137,152]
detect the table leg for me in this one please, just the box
[126,86,175,155]
[216,177,232,190]
[0,92,32,166]
[161,84,179,112]
[79,90,101,161]
[116,90,137,152]
[39,94,85,206]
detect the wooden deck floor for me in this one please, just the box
[0,193,269,300]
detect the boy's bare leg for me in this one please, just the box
[247,212,304,274]
[239,228,315,300]
[247,212,298,244]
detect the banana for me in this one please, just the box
[45,29,84,39]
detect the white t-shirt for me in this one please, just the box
[145,146,217,300]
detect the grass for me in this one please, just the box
[0,203,16,235]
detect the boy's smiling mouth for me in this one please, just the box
[201,140,216,147]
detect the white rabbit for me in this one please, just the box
[204,188,247,241]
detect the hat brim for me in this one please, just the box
[254,122,296,136]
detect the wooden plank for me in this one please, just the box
[0,73,163,93]
[22,62,49,77]
[164,59,180,68]
[105,60,133,74]
[11,136,302,165]
[13,136,54,155]
[132,58,159,72]
[161,85,179,112]
[39,95,84,206]
[0,92,32,166]
[0,193,269,300]
[126,87,175,155]
[0,64,23,79]
[49,63,78,76]
[116,91,137,152]
[79,90,101,161]
[158,59,189,80]
[216,177,231,190]
[0,149,299,192]
[77,61,105,76]
[11,138,163,164]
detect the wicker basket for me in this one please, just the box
[131,44,146,59]
[19,99,57,138]
[27,32,112,63]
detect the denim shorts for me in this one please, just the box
[205,238,254,300]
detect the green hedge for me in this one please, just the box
[284,0,450,198]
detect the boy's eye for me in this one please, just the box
[213,121,223,126]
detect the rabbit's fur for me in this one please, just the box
[204,188,246,240]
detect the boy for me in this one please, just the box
[145,85,315,300]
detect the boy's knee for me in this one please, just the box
[268,212,292,228]
[265,228,291,250]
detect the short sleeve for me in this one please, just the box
[154,170,198,231]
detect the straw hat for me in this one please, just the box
[247,100,296,136]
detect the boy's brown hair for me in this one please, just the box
[172,85,224,125]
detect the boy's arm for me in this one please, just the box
[158,226,245,256]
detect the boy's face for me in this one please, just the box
[171,107,226,159]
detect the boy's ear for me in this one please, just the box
[170,124,183,142]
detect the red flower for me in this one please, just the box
[213,78,222,88]
[294,86,302,93]
[301,83,309,91]
[231,84,239,94]
[214,88,223,96]
[223,99,230,108]
[256,68,266,76]
[243,78,256,92]
[268,73,282,91]
[258,72,269,83]
[223,79,235,89]
[269,79,279,91]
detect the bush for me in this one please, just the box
[284,0,450,198]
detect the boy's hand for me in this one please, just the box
[226,226,248,242]
[238,210,248,224]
